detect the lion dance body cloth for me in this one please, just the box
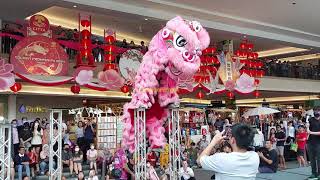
[121,16,210,152]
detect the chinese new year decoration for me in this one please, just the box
[104,29,116,70]
[10,82,22,93]
[77,13,94,67]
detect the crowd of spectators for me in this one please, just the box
[264,60,320,80]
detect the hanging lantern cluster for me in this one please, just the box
[104,29,116,70]
[77,13,94,67]
[194,47,218,84]
[193,47,218,99]
[236,39,265,78]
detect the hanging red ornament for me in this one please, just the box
[105,45,115,52]
[247,43,254,50]
[81,29,91,38]
[71,85,80,94]
[105,54,116,62]
[235,50,241,57]
[10,82,22,93]
[210,47,216,54]
[80,49,91,57]
[254,90,260,98]
[196,91,204,99]
[254,79,260,86]
[121,85,130,93]
[81,39,91,48]
[240,42,246,49]
[104,63,116,70]
[105,35,115,44]
[80,19,90,27]
[226,91,234,99]
[253,52,259,59]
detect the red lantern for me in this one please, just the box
[104,63,116,70]
[81,39,91,48]
[105,54,116,62]
[81,49,91,57]
[247,52,254,59]
[81,29,91,38]
[196,91,204,99]
[200,56,206,63]
[240,42,246,49]
[202,48,209,55]
[247,43,254,50]
[10,82,22,93]
[121,85,129,93]
[226,91,234,99]
[105,35,115,44]
[253,52,259,59]
[71,85,80,94]
[235,50,241,57]
[254,90,260,98]
[80,19,90,27]
[105,45,116,52]
[254,79,260,86]
[210,47,216,54]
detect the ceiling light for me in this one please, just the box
[73,5,77,8]
[278,53,320,62]
[144,18,148,21]
[257,47,308,58]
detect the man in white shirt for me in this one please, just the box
[197,123,259,180]
[179,160,195,180]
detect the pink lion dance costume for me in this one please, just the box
[122,16,210,152]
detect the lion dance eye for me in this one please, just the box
[176,35,187,47]
[162,28,172,40]
[182,50,195,62]
[192,21,202,32]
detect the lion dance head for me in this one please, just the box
[122,16,210,152]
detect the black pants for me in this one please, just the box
[307,143,320,176]
[181,177,196,180]
[13,143,20,156]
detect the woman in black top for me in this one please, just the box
[19,122,33,150]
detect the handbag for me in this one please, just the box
[290,143,298,152]
[111,168,122,178]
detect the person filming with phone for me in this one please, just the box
[306,107,320,179]
[197,123,259,180]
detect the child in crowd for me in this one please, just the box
[27,147,37,178]
[87,169,99,180]
[87,143,98,173]
[296,125,307,167]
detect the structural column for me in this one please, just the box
[7,95,16,122]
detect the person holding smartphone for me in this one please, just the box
[197,124,259,180]
[306,107,320,180]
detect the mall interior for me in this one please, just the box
[0,0,320,180]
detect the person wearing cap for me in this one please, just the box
[306,107,320,179]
